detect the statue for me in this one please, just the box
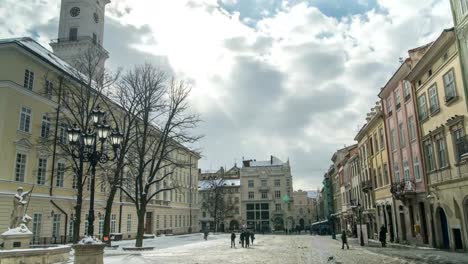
[9,187,32,229]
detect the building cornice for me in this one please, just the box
[0,80,58,107]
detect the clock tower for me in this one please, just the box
[50,0,110,75]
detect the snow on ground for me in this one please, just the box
[103,233,413,264]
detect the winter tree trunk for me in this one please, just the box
[135,207,146,247]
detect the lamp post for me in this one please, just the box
[357,202,364,246]
[67,105,123,237]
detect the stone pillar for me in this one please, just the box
[73,244,106,264]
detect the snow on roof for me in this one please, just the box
[198,179,240,190]
[1,37,79,77]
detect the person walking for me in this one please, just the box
[251,232,255,245]
[204,230,208,240]
[240,231,245,248]
[379,225,387,247]
[341,230,349,249]
[231,232,236,248]
[245,232,250,248]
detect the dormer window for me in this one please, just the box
[428,68,432,77]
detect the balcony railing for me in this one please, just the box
[390,180,416,200]
[456,135,468,161]
[50,36,109,56]
[258,186,270,191]
[361,180,372,193]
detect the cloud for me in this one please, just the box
[0,0,453,191]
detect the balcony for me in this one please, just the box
[361,180,373,193]
[456,135,468,161]
[390,180,416,201]
[258,185,270,191]
[50,36,109,56]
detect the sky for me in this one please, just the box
[0,0,453,191]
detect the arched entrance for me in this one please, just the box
[437,207,450,249]
[229,220,239,230]
[273,217,284,231]
[299,219,305,230]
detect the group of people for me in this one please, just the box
[231,230,255,248]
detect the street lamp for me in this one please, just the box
[67,105,123,238]
[357,202,365,246]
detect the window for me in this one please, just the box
[175,215,177,227]
[98,215,104,235]
[408,116,416,141]
[461,0,468,15]
[15,153,27,182]
[248,192,254,199]
[169,215,172,228]
[275,203,281,211]
[436,136,448,168]
[156,215,160,229]
[261,191,267,199]
[261,179,267,187]
[403,160,410,181]
[24,69,34,90]
[275,190,281,198]
[84,214,89,235]
[126,214,132,233]
[390,129,396,151]
[414,157,421,180]
[69,214,74,241]
[164,215,167,228]
[404,81,411,100]
[428,68,433,77]
[93,33,97,44]
[383,164,389,185]
[45,80,53,99]
[52,214,61,238]
[69,27,78,41]
[41,115,51,138]
[443,69,457,100]
[274,179,280,187]
[428,85,439,114]
[453,126,465,161]
[19,106,32,133]
[59,123,68,144]
[56,162,65,187]
[72,171,77,189]
[32,213,42,242]
[398,122,405,147]
[379,127,385,150]
[395,89,401,109]
[248,180,254,188]
[425,141,435,171]
[286,179,290,187]
[418,94,428,120]
[37,158,47,185]
[387,97,393,115]
[394,163,400,183]
[110,214,116,233]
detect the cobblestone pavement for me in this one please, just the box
[104,233,465,264]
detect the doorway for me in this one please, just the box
[438,207,450,249]
[419,202,429,244]
[386,205,394,242]
[399,211,407,242]
[145,212,153,234]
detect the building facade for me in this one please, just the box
[240,156,294,232]
[450,0,468,106]
[0,0,200,244]
[407,28,468,251]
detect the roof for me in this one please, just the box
[244,155,288,167]
[198,179,241,190]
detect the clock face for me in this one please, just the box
[70,7,80,17]
[94,13,99,23]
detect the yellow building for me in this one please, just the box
[0,38,200,243]
[354,102,390,239]
[407,28,468,251]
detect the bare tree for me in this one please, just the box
[200,177,236,232]
[115,63,201,247]
[42,46,119,243]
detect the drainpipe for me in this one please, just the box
[49,77,63,196]
[51,199,68,244]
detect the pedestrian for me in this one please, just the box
[251,232,255,245]
[240,231,245,248]
[204,230,208,240]
[231,232,236,248]
[379,225,387,247]
[245,231,250,248]
[341,230,349,249]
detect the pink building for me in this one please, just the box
[378,45,431,246]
